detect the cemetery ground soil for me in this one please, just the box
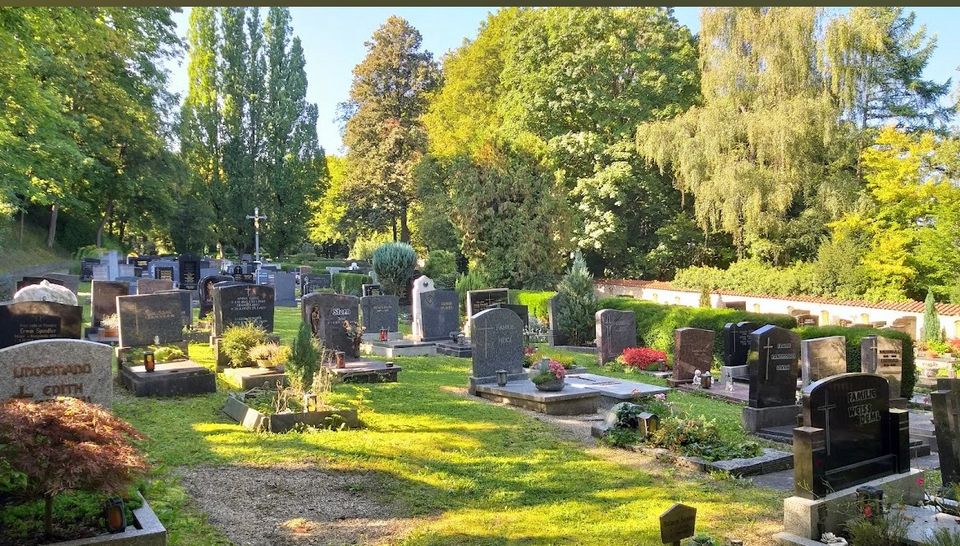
[96,301,787,545]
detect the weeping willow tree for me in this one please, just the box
[637,8,854,263]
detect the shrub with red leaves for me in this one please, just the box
[0,397,148,536]
[620,347,669,371]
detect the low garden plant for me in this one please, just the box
[248,343,291,368]
[221,322,268,368]
[529,359,566,386]
[617,347,669,371]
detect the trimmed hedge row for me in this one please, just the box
[510,290,556,322]
[798,326,916,399]
[597,297,797,363]
[332,272,372,297]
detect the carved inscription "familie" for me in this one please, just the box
[848,388,880,425]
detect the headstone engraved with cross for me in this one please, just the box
[747,325,800,409]
[793,373,910,499]
[212,284,275,336]
[931,378,960,486]
[469,307,524,393]
[595,309,637,365]
[723,321,757,368]
[861,336,904,399]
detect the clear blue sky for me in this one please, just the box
[167,7,960,155]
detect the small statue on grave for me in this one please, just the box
[692,369,702,389]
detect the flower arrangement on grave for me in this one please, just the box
[617,347,669,371]
[342,320,365,357]
[0,397,148,540]
[100,313,120,336]
[522,345,538,368]
[529,358,566,391]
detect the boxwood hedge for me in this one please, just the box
[510,290,555,322]
[597,297,797,363]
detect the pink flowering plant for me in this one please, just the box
[531,358,567,385]
[522,346,538,368]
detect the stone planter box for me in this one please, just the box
[222,393,360,433]
[43,491,166,546]
[222,366,287,390]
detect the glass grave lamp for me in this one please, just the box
[143,351,156,373]
[103,497,126,533]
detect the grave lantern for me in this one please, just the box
[143,351,155,373]
[637,412,660,438]
[380,328,388,342]
[335,351,346,369]
[303,392,319,412]
[856,485,883,520]
[496,369,508,387]
[103,497,126,533]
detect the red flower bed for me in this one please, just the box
[620,347,669,371]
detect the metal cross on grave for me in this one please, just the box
[817,392,837,456]
[245,207,268,263]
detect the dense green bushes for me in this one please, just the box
[423,250,458,289]
[332,272,372,296]
[511,290,555,322]
[797,326,916,399]
[597,297,796,362]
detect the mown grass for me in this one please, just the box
[104,306,786,544]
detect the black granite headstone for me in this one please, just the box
[362,283,383,297]
[117,292,186,348]
[0,301,82,348]
[723,321,758,368]
[155,266,175,282]
[91,280,130,327]
[747,325,800,409]
[494,303,529,330]
[547,295,569,346]
[301,293,359,354]
[80,259,98,281]
[931,378,960,486]
[419,290,460,341]
[199,275,234,319]
[794,373,909,499]
[360,295,399,333]
[301,273,331,294]
[212,284,275,335]
[178,253,201,291]
[467,289,509,319]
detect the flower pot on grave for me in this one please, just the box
[101,326,118,338]
[534,377,565,392]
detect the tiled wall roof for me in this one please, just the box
[595,279,960,316]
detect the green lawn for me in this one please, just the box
[107,306,785,544]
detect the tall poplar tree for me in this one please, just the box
[341,16,440,242]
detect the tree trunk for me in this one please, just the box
[399,206,410,243]
[44,494,53,537]
[47,204,58,248]
[96,201,113,248]
[20,207,25,245]
[391,217,398,242]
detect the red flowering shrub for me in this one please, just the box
[620,347,669,371]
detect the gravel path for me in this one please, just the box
[177,464,417,545]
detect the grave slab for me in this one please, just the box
[361,340,437,358]
[436,341,472,358]
[222,367,287,391]
[326,360,401,383]
[118,360,216,397]
[475,381,601,415]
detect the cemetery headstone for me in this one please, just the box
[156,289,193,330]
[469,307,524,392]
[212,284,275,336]
[118,264,136,278]
[659,503,697,545]
[861,336,904,399]
[723,321,758,367]
[362,283,383,297]
[91,280,130,327]
[547,295,569,346]
[301,293,359,354]
[0,339,113,406]
[199,275,235,319]
[0,301,82,349]
[360,295,399,334]
[890,316,917,340]
[154,266,175,282]
[747,325,800,408]
[801,336,847,388]
[795,314,819,327]
[723,301,747,311]
[92,265,109,281]
[13,280,78,306]
[273,271,296,307]
[301,272,331,294]
[595,309,637,365]
[178,253,201,291]
[671,327,715,386]
[494,303,529,330]
[117,292,186,348]
[466,288,509,319]
[103,250,119,281]
[136,278,174,295]
[931,379,960,486]
[410,276,436,340]
[794,373,910,499]
[418,289,460,342]
[80,258,98,281]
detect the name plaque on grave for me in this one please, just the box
[0,302,82,349]
[0,339,113,406]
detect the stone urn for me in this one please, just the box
[530,358,565,392]
[535,377,565,392]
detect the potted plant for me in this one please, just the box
[530,358,566,392]
[342,320,365,358]
[100,313,120,338]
